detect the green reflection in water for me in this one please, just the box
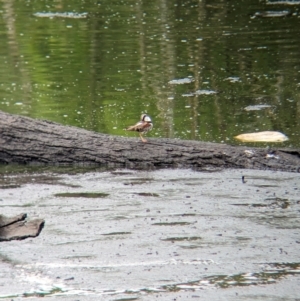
[0,0,299,147]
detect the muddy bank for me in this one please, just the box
[0,168,299,300]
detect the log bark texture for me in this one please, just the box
[0,110,300,172]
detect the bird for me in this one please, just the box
[125,114,153,143]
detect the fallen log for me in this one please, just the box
[0,213,44,241]
[0,110,299,172]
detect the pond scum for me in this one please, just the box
[1,262,299,298]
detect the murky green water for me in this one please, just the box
[0,0,300,147]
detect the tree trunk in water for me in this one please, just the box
[0,110,299,172]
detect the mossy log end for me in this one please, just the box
[0,110,299,172]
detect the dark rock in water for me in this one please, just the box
[0,213,44,241]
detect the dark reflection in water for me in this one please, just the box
[0,0,299,147]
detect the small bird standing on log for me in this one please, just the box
[125,114,153,143]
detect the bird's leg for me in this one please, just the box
[139,133,147,143]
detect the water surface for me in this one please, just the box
[0,0,300,147]
[1,168,300,299]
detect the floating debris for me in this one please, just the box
[161,236,202,242]
[168,78,194,85]
[244,104,272,111]
[252,10,291,18]
[54,192,109,198]
[182,93,194,97]
[266,197,290,209]
[102,232,131,236]
[235,131,288,142]
[267,0,300,5]
[33,12,88,19]
[257,46,268,49]
[182,90,217,97]
[242,175,247,183]
[238,48,252,52]
[224,77,241,83]
[152,222,193,226]
[134,192,159,197]
[231,197,289,209]
[194,90,217,95]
